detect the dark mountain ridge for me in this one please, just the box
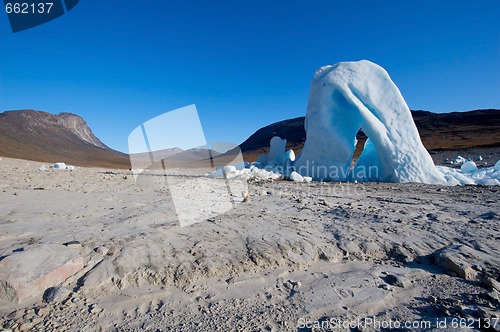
[240,109,500,161]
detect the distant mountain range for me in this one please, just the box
[0,110,130,168]
[0,110,220,168]
[0,109,499,168]
[240,109,500,161]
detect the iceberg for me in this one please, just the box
[294,60,446,184]
[209,60,499,186]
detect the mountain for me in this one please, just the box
[240,109,500,161]
[2,108,498,168]
[0,110,130,168]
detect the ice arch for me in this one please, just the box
[294,60,446,184]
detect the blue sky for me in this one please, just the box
[1,0,499,153]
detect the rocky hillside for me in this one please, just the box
[0,110,130,168]
[240,109,500,161]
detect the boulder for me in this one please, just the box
[434,245,477,280]
[43,286,70,303]
[0,244,83,303]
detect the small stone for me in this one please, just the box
[428,295,438,304]
[242,191,250,203]
[19,323,33,331]
[379,284,391,291]
[426,213,438,221]
[438,306,451,316]
[35,306,49,316]
[106,247,119,255]
[63,240,82,249]
[89,304,102,314]
[94,246,109,256]
[477,307,489,318]
[259,189,268,196]
[6,310,22,319]
[385,274,406,288]
[472,264,484,272]
[43,286,70,303]
[485,291,499,302]
[482,276,500,292]
[71,297,81,304]
[31,317,43,325]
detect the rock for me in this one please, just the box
[35,306,50,316]
[483,291,498,302]
[31,317,43,325]
[385,274,407,288]
[43,286,70,303]
[18,323,33,331]
[482,276,500,292]
[88,304,102,314]
[479,211,497,220]
[379,284,391,291]
[389,244,416,263]
[426,213,438,221]
[0,244,84,303]
[434,245,477,280]
[63,240,82,249]
[106,247,119,256]
[94,246,109,256]
[477,307,490,318]
[6,310,22,319]
[428,295,438,304]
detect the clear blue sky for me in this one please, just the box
[1,0,499,153]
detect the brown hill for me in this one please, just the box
[2,109,498,169]
[0,110,130,168]
[240,109,500,161]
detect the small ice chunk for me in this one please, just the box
[223,165,237,173]
[267,136,287,165]
[495,160,500,172]
[290,171,304,182]
[461,161,478,173]
[66,165,75,171]
[234,162,248,171]
[284,149,296,162]
[255,154,268,164]
[477,178,500,186]
[52,163,67,169]
[303,176,312,183]
[39,165,47,172]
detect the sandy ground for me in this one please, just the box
[0,156,499,331]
